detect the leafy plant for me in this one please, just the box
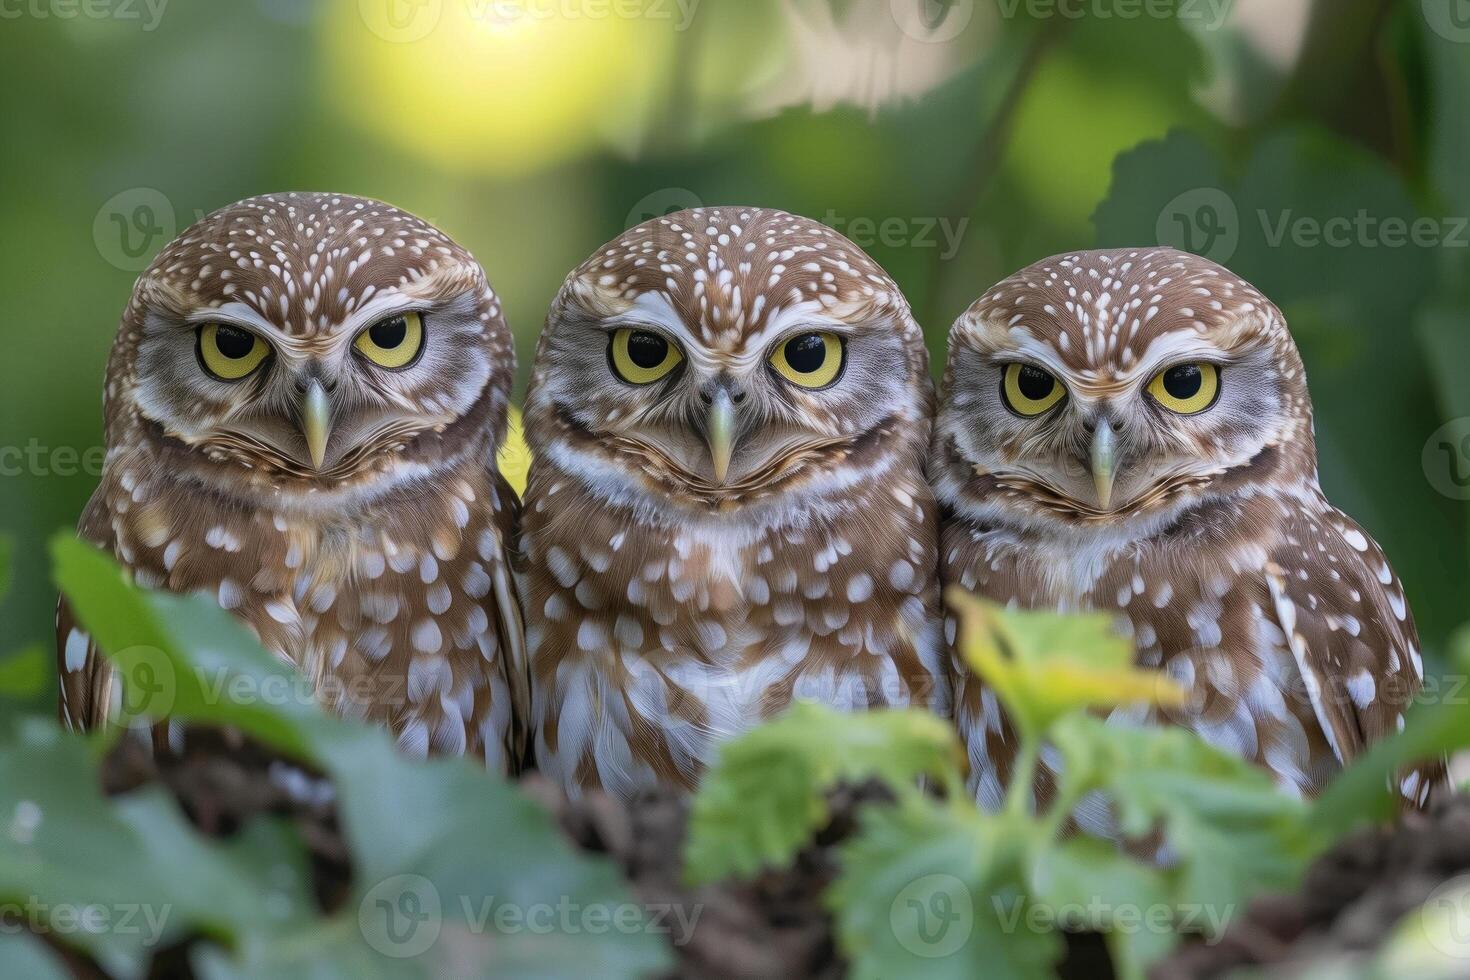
[0,535,671,979]
[686,588,1326,980]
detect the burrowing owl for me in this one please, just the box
[932,247,1441,813]
[521,207,946,800]
[57,192,528,769]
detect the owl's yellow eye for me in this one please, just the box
[354,311,424,369]
[769,332,843,389]
[1001,363,1066,416]
[197,323,269,381]
[609,328,683,384]
[1148,363,1220,415]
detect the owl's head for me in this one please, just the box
[525,207,932,514]
[105,193,512,504]
[933,248,1315,533]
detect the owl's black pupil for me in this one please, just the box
[627,331,668,369]
[1017,365,1054,400]
[785,333,827,374]
[370,316,408,349]
[1164,364,1203,399]
[215,326,254,359]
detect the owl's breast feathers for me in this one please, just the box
[522,456,949,800]
[942,487,1443,809]
[56,454,527,771]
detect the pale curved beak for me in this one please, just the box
[706,387,736,485]
[300,378,331,471]
[1090,418,1118,512]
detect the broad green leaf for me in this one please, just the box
[1027,836,1175,980]
[0,722,313,977]
[53,536,670,978]
[947,590,1184,737]
[685,701,963,883]
[829,798,1059,980]
[1051,715,1318,915]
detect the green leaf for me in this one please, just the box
[829,798,1060,980]
[685,701,962,883]
[1027,836,1174,980]
[52,535,670,978]
[947,590,1185,737]
[0,721,313,977]
[1050,715,1319,916]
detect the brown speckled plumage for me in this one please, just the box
[931,247,1441,815]
[522,207,946,800]
[57,192,527,769]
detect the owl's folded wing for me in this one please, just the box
[56,489,116,732]
[1263,502,1443,807]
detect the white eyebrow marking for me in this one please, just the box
[603,292,850,373]
[186,293,428,355]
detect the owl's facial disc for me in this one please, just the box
[132,293,494,490]
[946,334,1282,521]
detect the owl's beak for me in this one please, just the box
[1090,418,1119,511]
[300,378,331,470]
[704,387,738,484]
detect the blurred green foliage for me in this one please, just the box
[1,0,1468,718]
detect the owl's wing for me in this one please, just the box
[489,470,531,771]
[56,487,115,731]
[1262,500,1444,806]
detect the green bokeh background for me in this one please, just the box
[2,0,1468,708]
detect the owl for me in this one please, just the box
[56,193,528,770]
[521,207,947,800]
[931,247,1442,815]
